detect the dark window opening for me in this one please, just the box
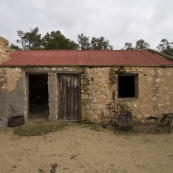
[29,74,49,120]
[118,75,137,98]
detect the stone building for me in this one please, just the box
[1,36,173,125]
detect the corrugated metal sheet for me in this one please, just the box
[2,50,173,66]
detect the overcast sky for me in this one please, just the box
[0,0,173,50]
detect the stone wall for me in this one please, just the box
[0,67,25,123]
[81,66,173,123]
[48,72,58,120]
[0,36,9,64]
[23,66,82,121]
[0,66,173,124]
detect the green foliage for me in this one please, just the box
[13,122,68,136]
[43,31,79,50]
[77,34,91,50]
[10,44,21,50]
[91,36,113,50]
[157,38,173,56]
[122,42,133,50]
[77,33,113,50]
[15,27,78,50]
[15,28,113,50]
[135,39,150,50]
[16,27,43,50]
[122,39,149,50]
[122,39,173,57]
[89,123,103,131]
[15,28,113,51]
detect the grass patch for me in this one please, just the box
[89,123,103,132]
[89,123,122,134]
[80,122,118,133]
[13,122,68,136]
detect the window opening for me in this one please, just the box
[118,75,138,98]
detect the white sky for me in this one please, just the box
[0,0,173,50]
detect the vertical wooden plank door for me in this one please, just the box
[59,74,80,121]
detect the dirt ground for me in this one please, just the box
[0,123,173,173]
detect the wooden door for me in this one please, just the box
[59,74,80,121]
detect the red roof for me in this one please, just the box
[1,50,173,67]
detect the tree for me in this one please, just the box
[15,28,113,50]
[77,33,113,50]
[91,37,113,50]
[122,39,149,50]
[43,31,78,50]
[157,39,173,56]
[122,42,133,50]
[135,39,150,50]
[16,27,42,50]
[77,34,91,50]
[15,27,78,50]
[10,44,21,50]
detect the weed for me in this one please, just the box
[13,122,68,136]
[89,123,103,132]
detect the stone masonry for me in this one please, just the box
[0,37,173,124]
[81,66,173,123]
[0,36,9,64]
[0,65,173,124]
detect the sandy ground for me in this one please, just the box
[0,123,173,173]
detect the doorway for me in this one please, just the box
[59,74,80,121]
[28,74,49,121]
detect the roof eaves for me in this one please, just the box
[1,64,173,68]
[148,49,173,62]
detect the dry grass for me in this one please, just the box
[13,121,69,136]
[13,121,121,137]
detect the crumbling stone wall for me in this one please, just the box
[0,36,9,64]
[81,67,113,122]
[0,66,83,121]
[81,66,173,123]
[48,72,58,120]
[0,65,173,124]
[22,66,83,121]
[0,67,25,120]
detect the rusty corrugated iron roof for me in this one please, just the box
[1,50,173,67]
